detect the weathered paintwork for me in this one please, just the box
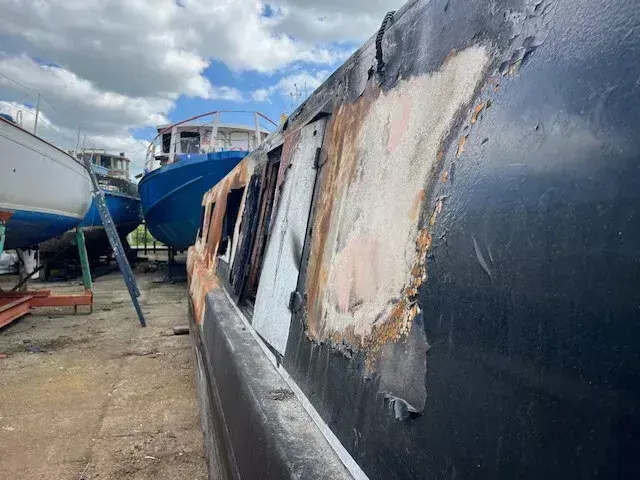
[187,131,284,325]
[188,0,640,477]
[252,119,328,355]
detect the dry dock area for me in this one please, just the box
[0,271,207,480]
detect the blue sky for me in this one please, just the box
[0,0,404,174]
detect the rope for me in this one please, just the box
[376,11,396,81]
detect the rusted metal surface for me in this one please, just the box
[187,160,250,325]
[304,47,489,367]
[244,155,279,301]
[186,131,285,324]
[0,289,92,328]
[187,0,640,477]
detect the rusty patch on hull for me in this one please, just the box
[187,160,250,325]
[305,88,377,340]
[304,45,490,365]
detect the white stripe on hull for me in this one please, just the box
[0,117,92,219]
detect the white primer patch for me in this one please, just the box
[320,45,489,339]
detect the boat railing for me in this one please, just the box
[144,110,278,174]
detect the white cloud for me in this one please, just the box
[0,0,349,98]
[0,0,406,177]
[0,100,149,175]
[252,70,331,106]
[252,89,271,103]
[263,0,407,44]
[0,55,168,132]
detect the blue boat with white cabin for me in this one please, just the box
[139,111,275,250]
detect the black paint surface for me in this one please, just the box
[282,0,640,478]
[194,292,352,480]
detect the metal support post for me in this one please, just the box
[33,93,40,135]
[80,153,146,327]
[75,229,93,291]
[0,221,6,257]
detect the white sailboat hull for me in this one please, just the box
[0,116,92,249]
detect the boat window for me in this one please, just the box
[162,133,172,154]
[180,131,200,154]
[197,205,206,239]
[218,187,245,258]
[100,156,110,168]
[243,146,282,303]
[205,203,216,244]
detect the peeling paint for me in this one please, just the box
[185,0,640,476]
[429,199,444,227]
[456,135,467,158]
[187,155,252,325]
[305,45,490,353]
[471,102,485,123]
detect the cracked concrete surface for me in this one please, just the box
[0,271,207,480]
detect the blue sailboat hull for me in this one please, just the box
[38,190,142,260]
[138,151,246,249]
[80,190,142,235]
[4,211,82,250]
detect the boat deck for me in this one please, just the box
[0,268,207,479]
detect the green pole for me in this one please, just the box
[0,221,6,257]
[75,229,93,291]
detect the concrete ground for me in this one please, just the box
[0,270,207,479]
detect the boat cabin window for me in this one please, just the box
[243,146,282,303]
[180,131,200,154]
[197,205,206,239]
[218,187,245,258]
[205,203,216,245]
[161,133,172,154]
[100,156,111,168]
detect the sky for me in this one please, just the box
[0,0,405,176]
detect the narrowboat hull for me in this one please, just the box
[185,0,640,478]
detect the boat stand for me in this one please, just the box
[0,225,93,329]
[80,151,146,327]
[155,247,186,284]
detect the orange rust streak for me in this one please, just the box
[456,135,467,158]
[471,102,485,124]
[187,158,250,325]
[304,91,377,340]
[410,189,425,221]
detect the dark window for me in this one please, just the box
[244,146,282,303]
[161,133,172,154]
[219,187,245,257]
[100,155,110,168]
[180,131,200,154]
[205,203,216,244]
[197,205,206,239]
